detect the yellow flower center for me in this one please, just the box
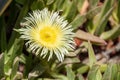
[31,26,62,49]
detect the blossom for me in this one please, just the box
[18,8,74,62]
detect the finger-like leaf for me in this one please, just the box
[86,6,102,19]
[100,24,120,40]
[61,0,77,23]
[11,57,19,80]
[65,0,77,22]
[88,65,101,80]
[75,30,107,45]
[28,63,46,80]
[4,39,23,77]
[94,0,114,35]
[77,65,89,74]
[116,64,120,80]
[70,15,86,30]
[89,0,99,9]
[66,66,75,80]
[88,41,96,67]
[53,0,65,10]
[8,0,30,48]
[46,0,54,5]
[30,0,45,10]
[77,74,84,80]
[103,64,118,80]
[95,7,114,35]
[96,69,102,80]
[77,0,84,12]
[51,73,68,80]
[98,0,114,21]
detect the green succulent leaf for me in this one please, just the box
[64,0,77,22]
[77,74,84,80]
[94,0,114,35]
[46,0,54,5]
[102,64,120,80]
[4,39,23,76]
[88,65,102,80]
[89,0,99,9]
[77,0,84,11]
[100,24,120,40]
[70,15,86,30]
[66,66,75,80]
[11,57,19,80]
[88,41,96,67]
[86,6,102,19]
[30,0,45,10]
[77,65,89,74]
[28,63,46,80]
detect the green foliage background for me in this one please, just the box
[0,0,120,80]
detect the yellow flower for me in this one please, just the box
[18,8,74,61]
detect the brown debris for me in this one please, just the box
[80,0,89,15]
[74,30,107,45]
